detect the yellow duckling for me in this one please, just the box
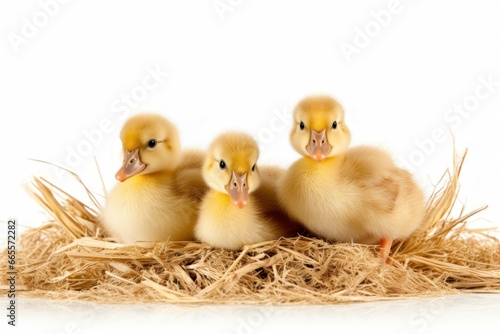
[195,132,301,250]
[101,113,207,245]
[278,95,426,262]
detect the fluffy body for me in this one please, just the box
[103,174,198,244]
[278,95,426,259]
[195,132,301,250]
[279,146,425,244]
[195,189,281,250]
[101,113,206,245]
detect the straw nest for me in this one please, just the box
[1,150,500,305]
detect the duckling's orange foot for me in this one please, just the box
[379,237,393,264]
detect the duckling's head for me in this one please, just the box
[203,132,261,208]
[290,95,351,162]
[115,113,181,182]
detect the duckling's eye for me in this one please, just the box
[299,121,305,131]
[251,164,256,172]
[219,160,226,170]
[147,139,157,148]
[332,121,338,130]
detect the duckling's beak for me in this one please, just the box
[115,148,147,182]
[225,171,249,209]
[306,129,332,162]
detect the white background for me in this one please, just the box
[1,0,499,332]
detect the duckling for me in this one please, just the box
[101,113,207,245]
[195,132,301,250]
[277,95,426,262]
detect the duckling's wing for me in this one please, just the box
[173,149,207,202]
[364,170,401,213]
[343,146,401,214]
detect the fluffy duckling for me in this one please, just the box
[195,132,301,250]
[101,113,207,245]
[277,96,426,262]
